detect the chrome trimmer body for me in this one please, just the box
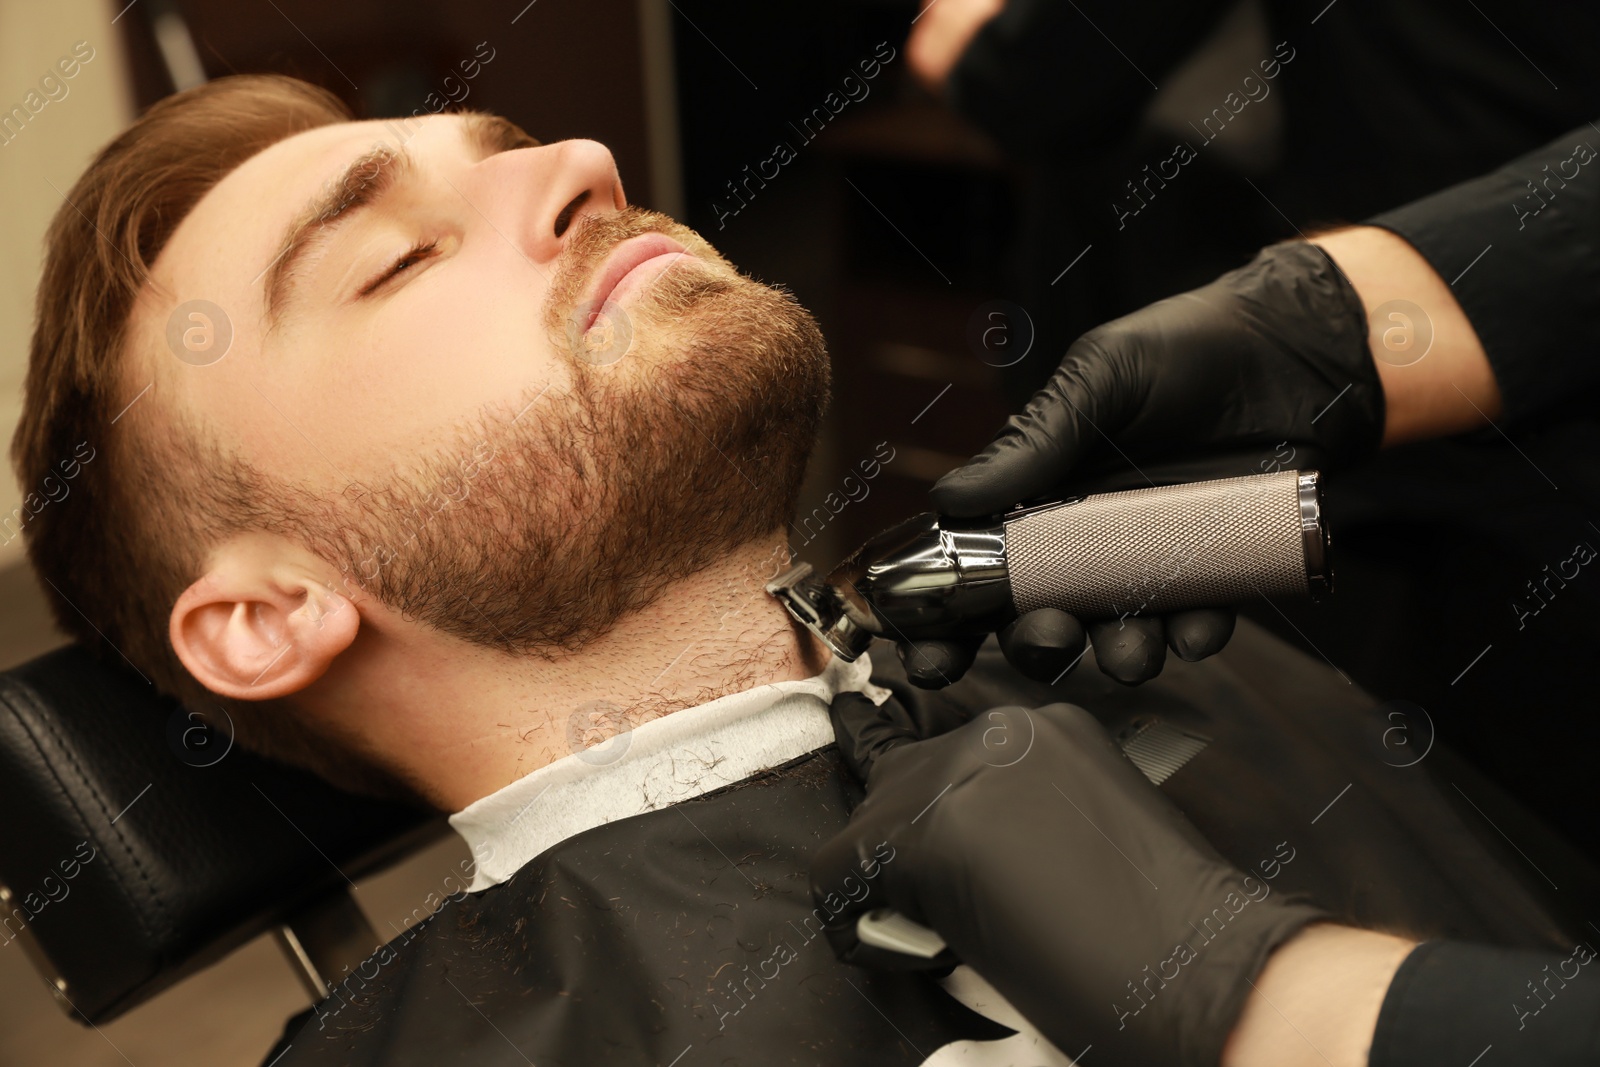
[767,469,1331,662]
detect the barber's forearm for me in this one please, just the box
[1311,226,1501,448]
[1222,924,1417,1067]
[1366,124,1600,429]
[907,0,1005,94]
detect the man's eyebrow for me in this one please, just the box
[262,144,414,324]
[259,115,540,324]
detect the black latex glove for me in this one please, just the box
[898,240,1383,689]
[811,692,1328,1067]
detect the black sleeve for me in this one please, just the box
[945,0,1235,159]
[1368,124,1600,430]
[1369,940,1600,1066]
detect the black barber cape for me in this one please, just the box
[265,619,1600,1066]
[286,747,1011,1065]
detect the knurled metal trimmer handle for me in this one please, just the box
[1004,469,1328,618]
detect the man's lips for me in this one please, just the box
[579,232,690,331]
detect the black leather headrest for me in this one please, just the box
[0,644,436,1023]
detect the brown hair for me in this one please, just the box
[9,75,415,799]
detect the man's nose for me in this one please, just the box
[478,139,625,264]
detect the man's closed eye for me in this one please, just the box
[360,238,441,296]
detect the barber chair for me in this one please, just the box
[0,643,443,1025]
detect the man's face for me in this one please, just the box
[141,114,829,653]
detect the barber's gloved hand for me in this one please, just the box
[898,240,1383,689]
[812,692,1328,1067]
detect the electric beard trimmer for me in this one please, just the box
[765,468,1332,958]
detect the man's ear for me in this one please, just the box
[170,537,360,701]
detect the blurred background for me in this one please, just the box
[2,0,1596,1062]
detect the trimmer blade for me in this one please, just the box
[765,562,871,662]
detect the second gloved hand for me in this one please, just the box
[900,240,1384,688]
[811,692,1328,1067]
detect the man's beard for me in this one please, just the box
[288,207,830,653]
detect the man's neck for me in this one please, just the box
[309,537,828,810]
